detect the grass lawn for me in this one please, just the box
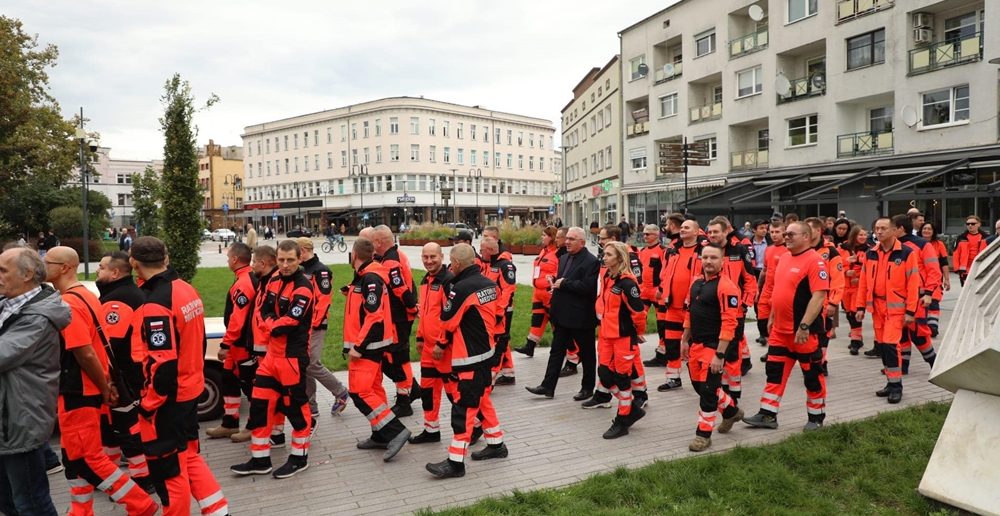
[426,402,956,515]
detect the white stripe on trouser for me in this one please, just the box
[448,440,467,462]
[109,479,138,502]
[199,490,225,509]
[290,436,309,456]
[595,384,609,394]
[372,412,396,431]
[666,366,681,380]
[423,421,440,432]
[96,467,124,491]
[365,404,389,421]
[271,424,284,435]
[251,437,270,458]
[761,392,781,402]
[204,504,230,516]
[68,479,92,503]
[807,407,825,415]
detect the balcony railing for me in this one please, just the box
[689,102,723,124]
[837,130,894,158]
[730,27,768,58]
[626,122,649,138]
[778,75,826,104]
[836,0,893,23]
[730,149,769,170]
[654,62,684,84]
[908,33,983,76]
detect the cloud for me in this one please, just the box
[6,0,677,159]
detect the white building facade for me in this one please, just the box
[241,97,558,232]
[561,56,624,228]
[85,147,163,229]
[619,0,1000,233]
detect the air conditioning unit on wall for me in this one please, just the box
[913,12,933,29]
[913,28,934,45]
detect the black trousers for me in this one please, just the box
[542,325,596,393]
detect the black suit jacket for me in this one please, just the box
[550,248,600,329]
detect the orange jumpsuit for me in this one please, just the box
[416,269,455,435]
[657,239,704,380]
[595,270,646,418]
[527,244,559,344]
[219,265,258,430]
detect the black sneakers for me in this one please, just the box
[657,378,682,392]
[269,433,285,448]
[426,459,465,478]
[392,394,414,417]
[231,457,273,476]
[559,364,578,377]
[494,376,516,386]
[383,428,411,462]
[408,431,441,444]
[513,341,535,357]
[470,443,508,461]
[742,411,778,429]
[272,456,308,479]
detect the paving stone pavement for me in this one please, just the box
[49,279,958,515]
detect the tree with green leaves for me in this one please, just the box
[0,16,78,238]
[159,74,217,281]
[132,165,162,236]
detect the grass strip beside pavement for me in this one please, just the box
[427,402,957,516]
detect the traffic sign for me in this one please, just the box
[222,203,229,214]
[548,206,555,215]
[498,207,504,215]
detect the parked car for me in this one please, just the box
[201,229,212,241]
[82,281,225,421]
[211,228,236,241]
[444,223,469,230]
[286,227,313,238]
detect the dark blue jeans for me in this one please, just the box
[0,446,58,516]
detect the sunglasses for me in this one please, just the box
[966,222,979,226]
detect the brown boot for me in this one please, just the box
[206,425,239,439]
[230,429,253,443]
[688,436,711,452]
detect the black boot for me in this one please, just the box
[471,443,508,461]
[849,340,863,355]
[392,393,414,417]
[741,358,753,376]
[427,459,465,478]
[273,455,308,479]
[408,431,441,444]
[642,352,667,368]
[513,340,535,357]
[559,363,578,377]
[602,417,630,439]
[864,347,881,358]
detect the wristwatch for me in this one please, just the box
[715,351,726,359]
[798,322,810,331]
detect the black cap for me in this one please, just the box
[451,229,475,242]
[771,211,783,221]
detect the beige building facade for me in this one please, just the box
[619,0,1000,233]
[561,56,624,228]
[241,97,558,233]
[198,140,245,230]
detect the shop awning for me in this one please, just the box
[728,173,809,204]
[684,175,762,205]
[793,167,881,201]
[875,158,970,198]
[620,178,727,195]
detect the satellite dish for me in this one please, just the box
[775,73,792,97]
[901,105,919,128]
[663,63,675,77]
[810,73,826,91]
[637,63,649,76]
[748,4,765,21]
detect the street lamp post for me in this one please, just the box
[224,173,242,233]
[497,180,505,223]
[75,107,93,279]
[350,164,369,228]
[292,181,302,230]
[468,168,482,227]
[450,168,459,225]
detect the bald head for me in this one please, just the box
[358,227,375,241]
[480,237,498,260]
[47,246,79,268]
[421,242,444,275]
[44,246,80,290]
[372,225,394,253]
[450,243,476,274]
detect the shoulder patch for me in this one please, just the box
[235,293,250,308]
[476,286,498,305]
[105,311,120,325]
[728,295,739,308]
[819,270,829,280]
[630,286,640,298]
[390,269,404,287]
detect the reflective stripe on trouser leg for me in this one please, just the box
[248,375,282,458]
[479,388,504,445]
[528,296,550,342]
[419,374,444,433]
[350,356,405,441]
[760,334,797,415]
[879,342,903,384]
[631,353,646,393]
[383,321,415,393]
[185,440,229,516]
[723,357,742,399]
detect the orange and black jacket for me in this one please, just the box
[133,269,207,413]
[97,275,146,396]
[483,254,517,336]
[759,249,830,335]
[417,269,455,350]
[250,266,278,355]
[659,238,706,307]
[814,240,846,307]
[953,231,988,274]
[301,254,334,330]
[855,239,920,317]
[626,244,643,282]
[380,245,418,323]
[727,230,756,267]
[638,243,665,302]
[221,265,258,352]
[439,265,498,372]
[684,272,741,349]
[531,245,559,292]
[259,269,314,359]
[343,260,395,360]
[899,234,943,298]
[838,244,867,312]
[720,240,758,310]
[595,270,645,341]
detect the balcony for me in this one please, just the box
[777,74,826,104]
[730,27,768,59]
[689,102,722,124]
[654,62,684,84]
[836,0,893,23]
[908,33,983,76]
[627,122,649,138]
[837,130,894,158]
[730,149,769,170]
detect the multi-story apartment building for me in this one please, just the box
[84,147,163,229]
[197,140,244,230]
[619,0,999,233]
[241,97,558,233]
[561,56,624,227]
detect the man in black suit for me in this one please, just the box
[526,227,600,400]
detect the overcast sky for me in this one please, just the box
[7,0,677,160]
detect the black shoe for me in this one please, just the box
[559,364,578,377]
[356,438,389,450]
[572,389,593,401]
[642,354,667,368]
[383,428,411,462]
[525,385,554,398]
[864,347,881,358]
[743,411,778,429]
[408,431,441,444]
[820,361,828,377]
[513,342,535,358]
[470,426,484,446]
[901,361,910,376]
[930,326,939,338]
[494,375,516,386]
[426,459,465,478]
[741,358,753,376]
[602,418,630,439]
[269,433,286,448]
[760,353,768,362]
[634,391,648,410]
[887,390,903,404]
[876,385,891,397]
[627,407,646,425]
[392,394,414,417]
[757,337,768,347]
[657,378,682,392]
[272,456,308,479]
[471,443,508,461]
[581,393,612,409]
[231,457,272,476]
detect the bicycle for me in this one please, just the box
[321,235,348,253]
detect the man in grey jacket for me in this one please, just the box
[0,247,70,516]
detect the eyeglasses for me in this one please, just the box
[966,222,979,226]
[783,232,799,238]
[44,261,65,266]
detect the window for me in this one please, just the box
[540,157,545,171]
[695,30,716,57]
[737,66,763,97]
[351,149,357,165]
[869,107,893,133]
[266,139,270,154]
[518,155,524,169]
[363,121,370,138]
[303,156,308,172]
[696,137,718,159]
[494,152,501,167]
[116,174,132,184]
[267,161,272,176]
[507,153,513,168]
[284,135,289,151]
[470,150,477,165]
[847,29,885,70]
[606,146,612,167]
[787,0,818,23]
[496,128,501,142]
[605,106,612,127]
[922,86,970,127]
[443,147,450,163]
[410,117,419,135]
[429,145,436,163]
[582,123,588,142]
[507,129,512,145]
[788,114,819,146]
[390,117,399,135]
[582,158,588,176]
[630,148,647,171]
[376,146,382,163]
[470,124,477,140]
[326,128,331,144]
[390,144,399,161]
[659,93,678,118]
[529,133,535,146]
[457,123,464,139]
[518,132,523,145]
[314,130,318,145]
[713,86,724,104]
[293,134,299,149]
[597,112,604,130]
[443,121,449,137]
[375,119,381,136]
[529,156,534,170]
[428,119,435,136]
[629,55,647,80]
[410,144,419,161]
[944,12,979,43]
[340,125,346,142]
[757,129,770,151]
[284,158,290,173]
[303,131,308,148]
[539,135,544,149]
[457,148,464,165]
